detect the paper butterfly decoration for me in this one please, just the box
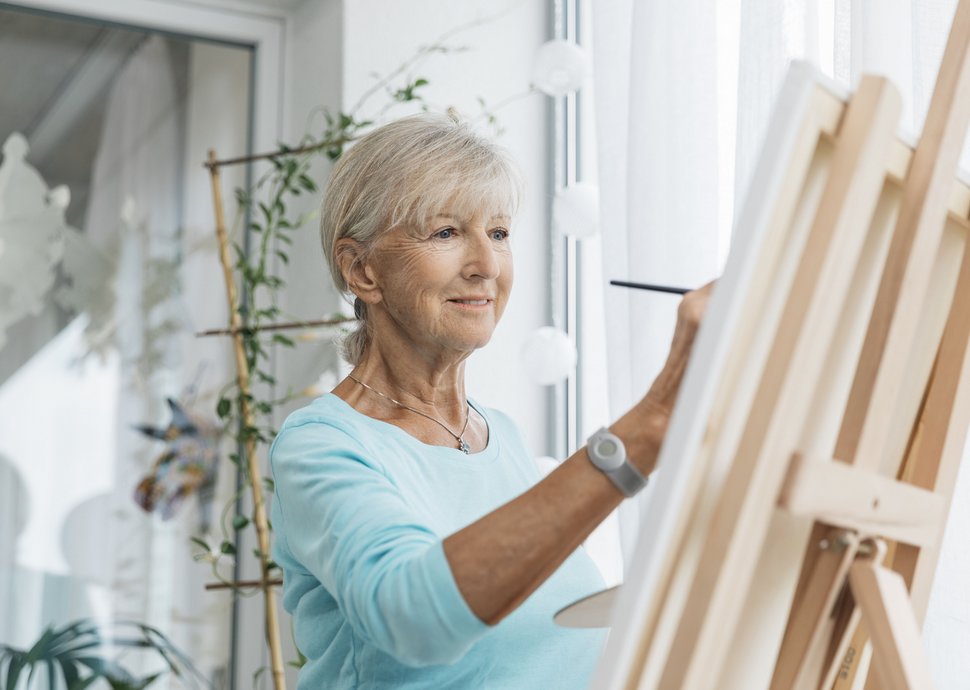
[133,398,221,534]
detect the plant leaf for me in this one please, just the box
[190,536,210,552]
[57,657,82,688]
[73,655,136,684]
[46,658,57,690]
[5,649,25,690]
[271,334,295,347]
[68,673,100,690]
[297,174,317,192]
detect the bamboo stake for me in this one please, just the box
[205,579,283,591]
[195,315,353,338]
[204,137,351,169]
[207,149,287,690]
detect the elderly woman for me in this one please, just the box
[270,113,710,689]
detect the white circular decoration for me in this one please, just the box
[532,40,589,97]
[48,185,70,210]
[553,183,600,239]
[521,326,577,385]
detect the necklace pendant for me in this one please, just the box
[458,438,470,454]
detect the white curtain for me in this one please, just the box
[591,0,725,564]
[591,0,970,687]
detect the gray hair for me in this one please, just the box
[320,112,523,365]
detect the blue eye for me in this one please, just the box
[490,228,510,241]
[434,227,455,239]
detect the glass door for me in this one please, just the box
[0,7,252,687]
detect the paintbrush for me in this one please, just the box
[609,280,691,295]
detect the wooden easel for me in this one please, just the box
[580,2,970,688]
[772,2,970,686]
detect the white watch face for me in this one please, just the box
[593,435,625,470]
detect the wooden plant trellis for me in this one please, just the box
[202,144,354,690]
[558,3,970,689]
[203,148,286,690]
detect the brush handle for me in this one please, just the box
[609,280,691,295]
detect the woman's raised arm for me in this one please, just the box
[444,282,715,624]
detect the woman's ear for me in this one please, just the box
[335,237,382,305]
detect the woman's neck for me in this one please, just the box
[333,336,487,452]
[351,341,469,412]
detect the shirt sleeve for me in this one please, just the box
[270,419,490,667]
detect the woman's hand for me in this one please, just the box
[650,280,715,410]
[613,281,716,476]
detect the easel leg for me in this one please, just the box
[821,590,864,690]
[770,532,859,690]
[847,555,935,690]
[822,620,869,690]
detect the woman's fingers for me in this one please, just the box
[677,280,716,328]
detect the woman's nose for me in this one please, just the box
[462,231,501,280]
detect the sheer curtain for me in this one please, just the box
[591,0,969,686]
[590,0,726,565]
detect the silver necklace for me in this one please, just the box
[348,375,472,453]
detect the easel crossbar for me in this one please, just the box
[778,453,946,547]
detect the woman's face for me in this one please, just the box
[369,207,514,360]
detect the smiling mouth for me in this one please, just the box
[449,299,491,306]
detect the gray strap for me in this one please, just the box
[606,461,648,498]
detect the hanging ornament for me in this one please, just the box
[521,326,577,385]
[133,398,221,534]
[532,40,589,97]
[0,133,69,349]
[553,182,600,239]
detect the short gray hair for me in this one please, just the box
[320,112,523,365]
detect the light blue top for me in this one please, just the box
[270,393,607,689]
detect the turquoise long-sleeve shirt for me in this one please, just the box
[270,393,606,689]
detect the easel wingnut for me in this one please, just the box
[817,532,885,560]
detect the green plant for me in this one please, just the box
[0,619,212,690]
